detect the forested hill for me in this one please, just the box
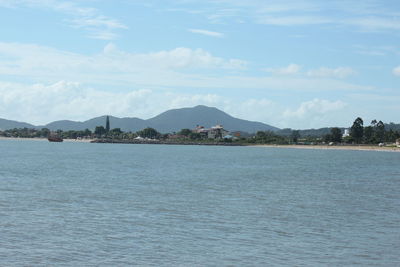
[0,105,278,133]
[0,118,35,131]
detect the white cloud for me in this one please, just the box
[0,42,246,79]
[307,67,356,79]
[264,64,301,75]
[283,99,346,119]
[282,99,347,129]
[88,31,119,40]
[0,81,278,127]
[169,0,400,33]
[346,17,400,31]
[0,42,372,93]
[0,81,228,125]
[0,0,127,40]
[188,29,224,37]
[258,15,332,26]
[71,16,128,30]
[224,98,279,123]
[393,66,400,76]
[0,80,375,129]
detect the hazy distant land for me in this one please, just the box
[1,105,399,151]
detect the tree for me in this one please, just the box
[136,127,160,139]
[94,126,106,136]
[40,128,50,138]
[109,128,122,137]
[350,117,364,143]
[375,120,385,143]
[364,126,374,143]
[105,116,110,133]
[83,128,92,137]
[178,128,192,136]
[189,132,201,140]
[256,131,267,138]
[290,130,300,143]
[323,134,332,143]
[330,127,342,143]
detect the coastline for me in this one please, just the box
[252,144,400,152]
[0,137,93,143]
[1,136,399,152]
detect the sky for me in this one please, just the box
[0,0,399,129]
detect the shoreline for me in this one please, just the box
[252,144,400,152]
[1,136,399,152]
[0,137,93,143]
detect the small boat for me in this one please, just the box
[48,136,63,142]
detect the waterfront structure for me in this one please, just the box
[342,128,350,138]
[193,124,229,139]
[106,116,110,133]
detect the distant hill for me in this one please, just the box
[0,105,278,133]
[145,105,279,133]
[386,123,400,131]
[277,123,400,137]
[277,127,346,137]
[0,118,35,130]
[41,116,147,132]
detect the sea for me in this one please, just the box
[0,139,399,266]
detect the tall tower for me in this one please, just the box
[106,116,110,132]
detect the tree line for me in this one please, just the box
[1,117,399,145]
[347,117,399,144]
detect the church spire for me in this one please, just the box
[105,116,110,133]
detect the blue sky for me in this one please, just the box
[0,0,399,129]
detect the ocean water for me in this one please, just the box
[0,140,399,266]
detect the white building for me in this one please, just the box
[342,128,350,138]
[193,124,229,139]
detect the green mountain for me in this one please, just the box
[145,105,279,133]
[0,105,278,133]
[0,118,35,130]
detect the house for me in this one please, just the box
[193,124,229,139]
[396,138,400,147]
[342,129,350,138]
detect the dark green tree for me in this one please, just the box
[94,126,106,136]
[108,128,122,138]
[330,127,342,143]
[178,128,192,136]
[137,127,160,139]
[189,132,202,140]
[350,117,364,143]
[375,120,385,143]
[110,128,122,135]
[323,134,332,143]
[83,128,92,137]
[290,130,300,143]
[256,131,267,138]
[364,126,374,143]
[40,128,50,138]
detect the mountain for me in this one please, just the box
[0,105,278,133]
[41,116,147,132]
[0,118,35,130]
[277,127,345,137]
[145,105,279,133]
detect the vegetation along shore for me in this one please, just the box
[1,116,399,151]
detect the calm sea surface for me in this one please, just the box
[0,140,399,266]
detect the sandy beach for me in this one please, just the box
[253,144,400,152]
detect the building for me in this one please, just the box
[193,124,229,139]
[342,128,350,138]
